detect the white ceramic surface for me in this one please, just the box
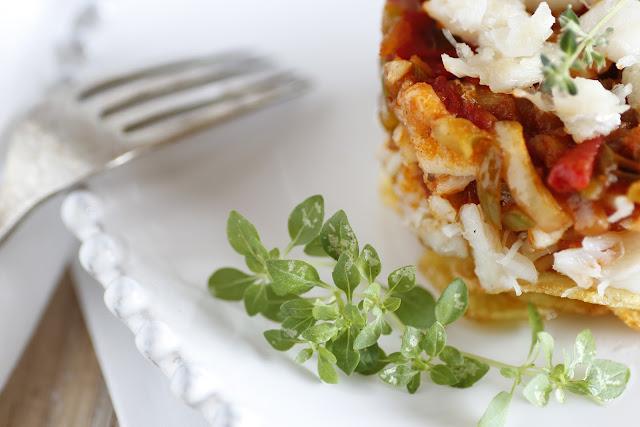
[64,1,639,426]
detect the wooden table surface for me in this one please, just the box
[0,270,119,427]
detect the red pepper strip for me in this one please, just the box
[547,137,605,193]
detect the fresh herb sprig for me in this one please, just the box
[209,195,630,426]
[541,0,630,95]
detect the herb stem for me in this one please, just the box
[560,0,629,76]
[387,312,406,333]
[334,291,346,310]
[459,352,521,372]
[318,281,334,290]
[509,378,519,395]
[283,241,295,256]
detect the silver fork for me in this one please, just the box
[0,50,308,244]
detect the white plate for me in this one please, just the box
[64,1,639,425]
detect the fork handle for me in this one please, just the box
[0,117,94,244]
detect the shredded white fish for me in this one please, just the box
[553,234,624,289]
[460,204,538,294]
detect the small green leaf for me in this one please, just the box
[320,210,359,260]
[388,266,416,294]
[267,259,320,296]
[355,344,388,375]
[245,254,266,274]
[263,330,298,351]
[344,304,366,329]
[560,30,578,55]
[563,379,591,396]
[353,315,385,350]
[435,279,468,325]
[303,235,327,257]
[301,323,338,344]
[560,6,580,26]
[208,268,255,301]
[429,364,457,386]
[261,288,293,322]
[295,348,314,364]
[523,374,553,407]
[383,296,402,312]
[318,346,337,364]
[536,332,555,367]
[400,327,423,358]
[288,195,324,248]
[332,328,361,375]
[407,373,421,394]
[243,284,268,316]
[356,244,382,284]
[573,329,596,368]
[227,211,269,261]
[386,352,408,364]
[550,363,567,382]
[394,287,436,329]
[541,53,552,67]
[527,304,544,355]
[381,320,392,336]
[312,302,340,321]
[282,316,315,337]
[280,299,315,319]
[499,367,519,379]
[362,282,381,311]
[422,321,446,357]
[269,248,280,259]
[449,357,489,388]
[318,348,339,384]
[586,359,630,402]
[379,364,418,387]
[439,346,464,367]
[332,252,361,300]
[478,391,512,427]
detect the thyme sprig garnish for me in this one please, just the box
[209,195,630,427]
[541,0,630,95]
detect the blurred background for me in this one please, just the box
[0,1,383,426]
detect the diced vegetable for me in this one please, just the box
[547,137,604,194]
[431,117,490,159]
[495,121,573,233]
[476,145,503,230]
[503,209,535,232]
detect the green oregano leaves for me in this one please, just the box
[479,303,630,426]
[541,2,627,95]
[209,195,630,427]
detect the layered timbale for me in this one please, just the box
[380,0,640,328]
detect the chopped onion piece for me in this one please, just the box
[495,121,573,233]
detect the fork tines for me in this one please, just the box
[78,50,309,144]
